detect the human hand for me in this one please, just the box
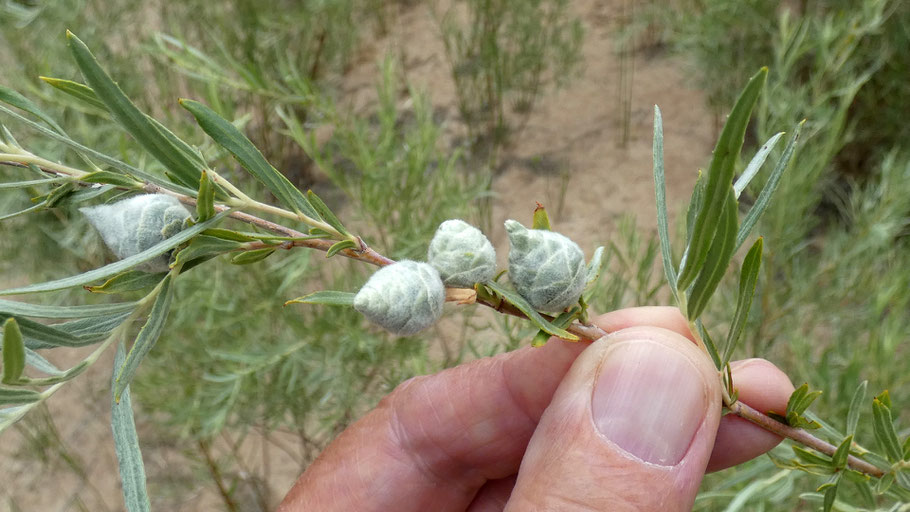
[278,307,795,511]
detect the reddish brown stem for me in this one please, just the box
[728,400,884,477]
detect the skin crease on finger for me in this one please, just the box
[277,308,794,511]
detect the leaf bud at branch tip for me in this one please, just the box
[354,260,445,336]
[505,219,586,312]
[427,219,496,287]
[80,194,191,272]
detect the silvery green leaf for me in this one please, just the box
[39,76,109,111]
[505,220,586,312]
[846,381,867,437]
[354,261,444,336]
[110,341,151,512]
[114,275,174,402]
[81,194,192,272]
[285,291,356,307]
[86,271,166,294]
[427,219,496,287]
[652,106,677,296]
[734,131,785,198]
[68,31,202,189]
[484,281,578,341]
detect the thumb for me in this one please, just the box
[505,326,722,512]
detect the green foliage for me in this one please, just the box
[436,0,583,154]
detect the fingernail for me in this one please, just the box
[592,340,708,466]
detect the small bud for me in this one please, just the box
[81,194,191,272]
[427,219,496,287]
[505,219,586,312]
[354,260,445,335]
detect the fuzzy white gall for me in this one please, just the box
[80,194,191,272]
[505,219,586,312]
[354,260,445,335]
[427,219,496,287]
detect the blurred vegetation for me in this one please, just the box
[646,0,910,509]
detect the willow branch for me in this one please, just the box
[728,400,885,477]
[2,159,888,479]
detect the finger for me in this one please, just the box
[451,356,796,509]
[505,326,722,512]
[466,476,515,512]
[707,358,794,471]
[277,307,689,512]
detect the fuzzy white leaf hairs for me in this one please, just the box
[354,260,445,335]
[505,219,586,312]
[81,194,191,272]
[427,219,496,287]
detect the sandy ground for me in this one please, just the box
[0,0,716,510]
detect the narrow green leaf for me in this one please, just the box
[110,341,151,512]
[788,383,823,416]
[846,380,867,437]
[0,202,43,221]
[80,170,143,188]
[2,318,26,384]
[793,446,834,468]
[822,479,839,512]
[196,171,215,222]
[114,276,174,402]
[230,248,275,265]
[876,473,895,494]
[200,228,258,242]
[0,83,63,132]
[39,76,108,111]
[652,106,677,294]
[0,314,84,348]
[686,187,738,320]
[531,330,550,347]
[872,396,903,462]
[0,104,191,193]
[53,312,132,343]
[896,470,910,491]
[86,271,167,294]
[733,131,785,198]
[695,320,721,369]
[172,235,242,267]
[677,68,767,289]
[722,237,762,364]
[0,387,40,405]
[0,210,228,296]
[326,239,357,258]
[306,190,350,237]
[532,203,551,230]
[285,290,356,307]
[583,246,607,299]
[736,120,803,250]
[832,435,853,470]
[685,170,705,247]
[0,299,135,319]
[878,389,893,409]
[485,281,578,341]
[24,348,63,376]
[179,98,320,220]
[67,31,201,188]
[0,177,65,190]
